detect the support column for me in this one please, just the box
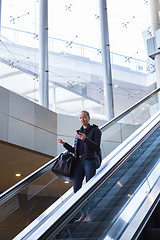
[52,85,56,112]
[39,0,49,108]
[0,0,2,36]
[99,0,114,121]
[149,0,160,88]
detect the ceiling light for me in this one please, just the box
[64,180,69,184]
[15,173,21,177]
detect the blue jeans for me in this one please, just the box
[73,154,97,212]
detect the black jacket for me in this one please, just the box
[64,124,101,161]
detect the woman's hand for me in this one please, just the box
[77,132,86,141]
[58,138,65,145]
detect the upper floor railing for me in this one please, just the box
[1,26,152,74]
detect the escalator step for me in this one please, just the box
[55,221,110,239]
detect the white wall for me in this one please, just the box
[0,86,57,156]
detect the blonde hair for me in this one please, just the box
[81,110,90,119]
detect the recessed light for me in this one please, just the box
[64,181,69,184]
[15,173,21,177]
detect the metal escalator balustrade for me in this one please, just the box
[0,89,160,240]
[137,201,160,240]
[14,109,160,240]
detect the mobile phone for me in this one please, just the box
[76,130,81,134]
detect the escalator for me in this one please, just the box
[13,110,160,240]
[0,88,160,240]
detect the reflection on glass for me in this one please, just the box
[0,171,73,239]
[100,92,160,159]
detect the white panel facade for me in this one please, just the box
[9,91,35,125]
[0,86,9,115]
[0,112,8,141]
[8,116,35,149]
[34,127,57,156]
[35,104,57,133]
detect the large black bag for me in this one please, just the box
[51,151,75,181]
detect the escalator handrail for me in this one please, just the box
[14,110,160,240]
[1,87,160,201]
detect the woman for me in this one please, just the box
[58,110,102,223]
